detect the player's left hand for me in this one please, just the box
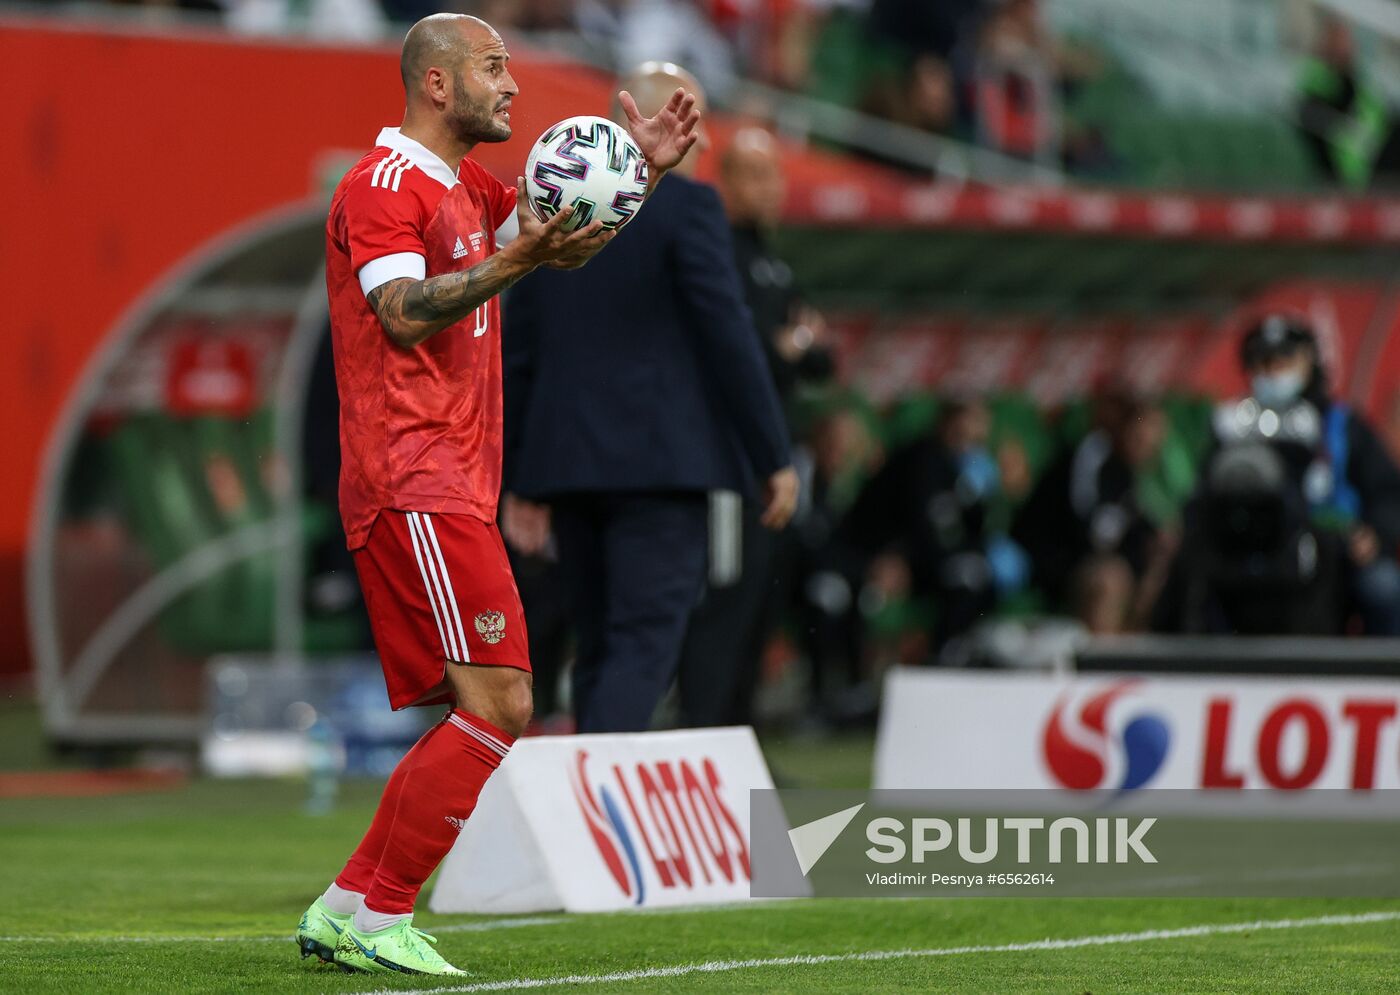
[619,86,701,174]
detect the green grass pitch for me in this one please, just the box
[3,725,1399,993]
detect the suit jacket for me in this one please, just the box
[503,173,790,500]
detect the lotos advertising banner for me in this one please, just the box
[875,668,1400,795]
[430,727,772,914]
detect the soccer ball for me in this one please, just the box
[524,115,649,233]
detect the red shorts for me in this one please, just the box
[354,510,530,710]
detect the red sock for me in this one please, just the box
[333,716,452,894]
[362,709,513,915]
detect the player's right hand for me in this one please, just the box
[511,178,616,269]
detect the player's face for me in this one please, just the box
[451,31,517,144]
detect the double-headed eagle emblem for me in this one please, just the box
[474,610,507,645]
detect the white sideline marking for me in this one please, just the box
[373,911,1400,994]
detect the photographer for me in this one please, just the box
[1158,315,1400,634]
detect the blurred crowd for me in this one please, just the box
[82,1,1400,731]
[87,0,1106,172]
[481,127,1400,734]
[1296,12,1400,190]
[83,0,1400,188]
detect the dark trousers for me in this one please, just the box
[552,492,708,733]
[506,549,573,716]
[678,502,777,728]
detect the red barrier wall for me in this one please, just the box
[0,18,630,676]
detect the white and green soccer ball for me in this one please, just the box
[524,115,649,233]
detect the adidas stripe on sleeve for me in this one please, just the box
[340,156,428,298]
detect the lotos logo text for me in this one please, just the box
[568,750,750,906]
[1042,680,1170,791]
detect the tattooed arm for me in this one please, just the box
[369,179,615,349]
[368,253,531,349]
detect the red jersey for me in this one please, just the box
[326,128,516,549]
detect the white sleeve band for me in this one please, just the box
[358,252,426,297]
[495,212,520,249]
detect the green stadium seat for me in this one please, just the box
[109,412,363,656]
[1069,59,1321,192]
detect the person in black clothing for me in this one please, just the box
[1159,315,1400,635]
[720,129,835,400]
[501,68,798,734]
[843,397,1025,659]
[789,406,880,720]
[1013,393,1167,634]
[1251,315,1400,633]
[676,128,833,728]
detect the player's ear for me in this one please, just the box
[424,66,450,106]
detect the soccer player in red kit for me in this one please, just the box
[293,14,700,975]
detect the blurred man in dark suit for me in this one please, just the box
[677,128,834,728]
[501,64,798,733]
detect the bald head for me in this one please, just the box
[719,127,784,227]
[615,62,703,118]
[721,127,778,174]
[401,14,488,92]
[398,13,517,150]
[615,61,708,175]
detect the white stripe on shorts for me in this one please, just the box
[406,511,459,661]
[419,513,471,662]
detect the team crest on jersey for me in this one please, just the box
[474,610,507,645]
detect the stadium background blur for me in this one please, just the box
[8,0,1400,745]
[2,0,1400,750]
[7,2,1400,990]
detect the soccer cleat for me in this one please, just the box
[295,896,351,963]
[333,918,467,976]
